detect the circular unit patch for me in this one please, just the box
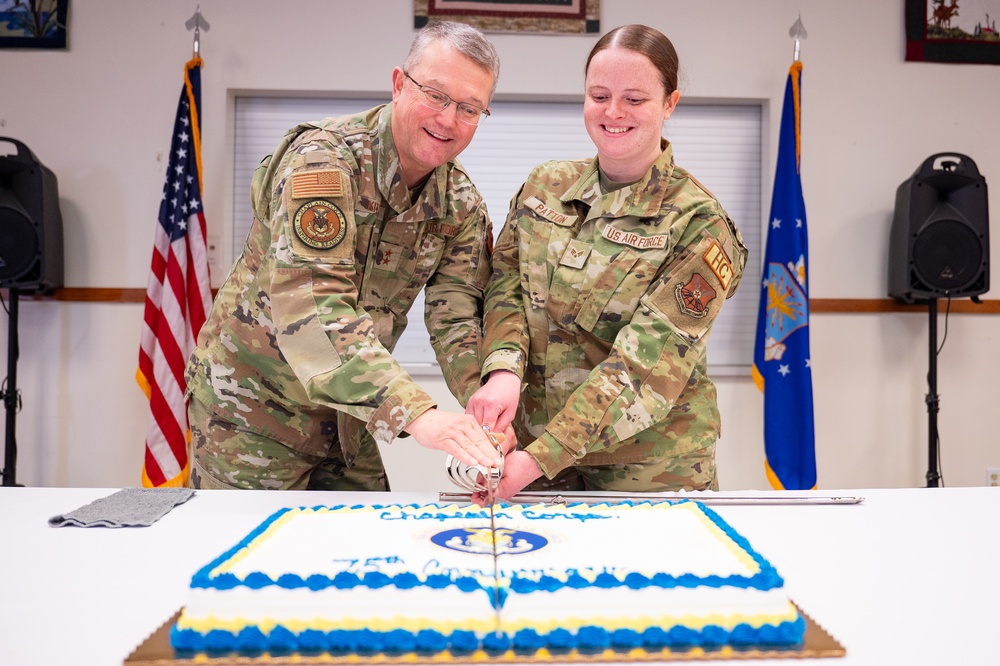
[293,199,347,249]
[430,527,548,556]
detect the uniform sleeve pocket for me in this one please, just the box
[271,267,343,385]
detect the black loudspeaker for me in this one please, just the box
[0,137,64,293]
[888,153,989,303]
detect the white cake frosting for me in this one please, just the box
[171,500,805,654]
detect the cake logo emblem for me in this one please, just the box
[431,527,547,555]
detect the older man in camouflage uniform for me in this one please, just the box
[185,22,502,490]
[469,143,747,497]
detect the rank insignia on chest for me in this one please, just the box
[559,239,591,269]
[293,200,348,249]
[375,242,404,272]
[674,273,717,318]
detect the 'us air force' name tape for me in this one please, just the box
[293,200,347,249]
[601,224,669,250]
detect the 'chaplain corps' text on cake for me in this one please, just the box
[171,500,806,655]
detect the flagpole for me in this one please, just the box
[138,15,213,488]
[754,16,816,491]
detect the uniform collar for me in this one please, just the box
[376,104,446,221]
[561,140,676,219]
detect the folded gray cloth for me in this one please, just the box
[48,487,196,528]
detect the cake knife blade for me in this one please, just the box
[439,490,864,505]
[483,428,502,636]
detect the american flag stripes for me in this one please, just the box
[137,58,213,488]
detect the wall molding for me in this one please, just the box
[3,289,998,314]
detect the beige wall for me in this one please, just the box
[1,0,997,490]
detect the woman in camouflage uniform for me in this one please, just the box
[467,24,747,499]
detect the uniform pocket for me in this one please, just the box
[576,249,658,342]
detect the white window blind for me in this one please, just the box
[232,97,761,375]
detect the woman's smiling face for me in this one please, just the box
[583,47,679,182]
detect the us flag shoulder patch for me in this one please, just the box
[292,169,344,199]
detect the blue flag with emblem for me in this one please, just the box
[752,61,816,490]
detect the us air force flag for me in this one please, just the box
[752,61,817,490]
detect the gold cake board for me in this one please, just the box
[125,605,844,665]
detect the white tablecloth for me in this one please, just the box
[1,486,997,665]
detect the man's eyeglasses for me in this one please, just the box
[403,71,490,126]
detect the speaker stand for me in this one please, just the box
[925,298,941,488]
[2,288,20,487]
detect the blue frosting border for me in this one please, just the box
[170,617,807,655]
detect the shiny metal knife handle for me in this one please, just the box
[445,432,504,493]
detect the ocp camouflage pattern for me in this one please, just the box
[481,142,747,481]
[186,104,492,465]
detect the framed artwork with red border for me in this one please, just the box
[905,0,1000,64]
[414,0,600,35]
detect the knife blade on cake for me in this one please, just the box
[482,426,503,636]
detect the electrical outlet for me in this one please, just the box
[206,234,221,272]
[987,468,1000,487]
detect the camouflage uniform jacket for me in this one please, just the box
[186,105,492,464]
[481,142,747,479]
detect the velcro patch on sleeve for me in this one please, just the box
[293,200,348,250]
[674,273,718,318]
[292,169,344,199]
[702,240,734,291]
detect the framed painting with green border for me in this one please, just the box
[905,0,1000,64]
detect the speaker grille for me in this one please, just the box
[911,218,983,293]
[0,205,39,283]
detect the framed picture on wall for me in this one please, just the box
[905,0,1000,64]
[0,0,68,49]
[414,0,599,34]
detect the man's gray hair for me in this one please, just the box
[404,21,501,101]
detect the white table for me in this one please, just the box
[1,486,997,665]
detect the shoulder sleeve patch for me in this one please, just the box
[292,169,344,198]
[644,232,729,341]
[702,240,734,291]
[293,200,348,250]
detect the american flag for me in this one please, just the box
[137,58,213,488]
